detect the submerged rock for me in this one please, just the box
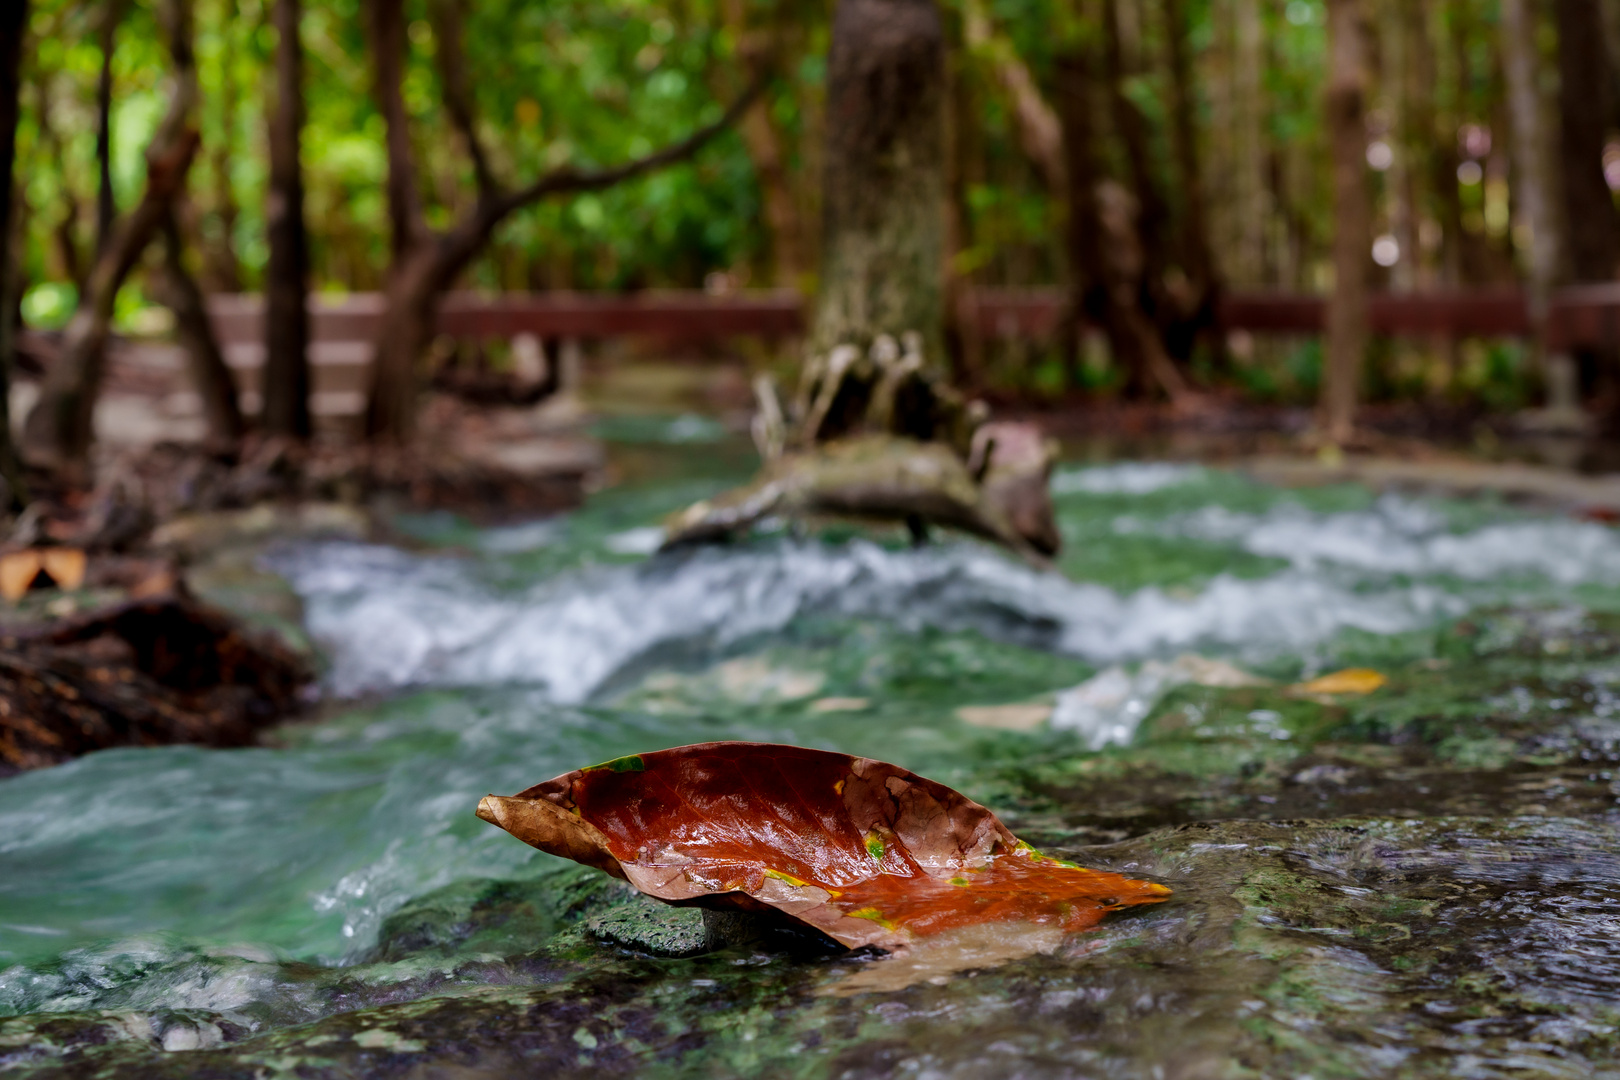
[6,587,1620,1075]
[4,814,1617,1078]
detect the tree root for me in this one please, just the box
[666,333,1061,563]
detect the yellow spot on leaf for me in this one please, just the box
[848,907,898,929]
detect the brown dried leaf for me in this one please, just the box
[478,742,1170,952]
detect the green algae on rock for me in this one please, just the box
[5,815,1617,1079]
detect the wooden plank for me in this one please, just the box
[208,291,803,345]
[199,287,1620,351]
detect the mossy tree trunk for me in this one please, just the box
[667,0,1060,559]
[789,0,984,451]
[808,0,946,366]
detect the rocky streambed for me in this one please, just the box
[2,445,1618,1078]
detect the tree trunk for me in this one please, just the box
[720,0,804,289]
[94,0,129,257]
[1502,0,1572,410]
[262,0,311,438]
[205,0,242,292]
[22,0,202,476]
[1558,0,1620,282]
[960,0,1064,195]
[1602,0,1620,130]
[159,212,244,448]
[1435,0,1469,288]
[1056,47,1190,403]
[664,0,1059,560]
[809,0,947,363]
[1322,0,1371,444]
[1231,0,1266,283]
[366,245,446,443]
[0,0,32,506]
[1161,0,1219,299]
[1102,0,1172,294]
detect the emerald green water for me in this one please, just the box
[3,430,1620,1077]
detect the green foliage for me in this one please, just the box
[5,0,1561,416]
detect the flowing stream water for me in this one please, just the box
[3,426,1620,1077]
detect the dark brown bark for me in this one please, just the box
[1558,0,1620,281]
[1056,48,1189,403]
[720,0,804,288]
[370,0,422,266]
[1101,0,1171,292]
[1323,0,1371,443]
[1,0,31,506]
[362,0,759,440]
[205,0,242,292]
[159,212,245,447]
[262,0,311,438]
[22,0,202,475]
[94,0,129,257]
[1161,0,1218,297]
[808,0,948,361]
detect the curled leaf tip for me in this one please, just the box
[475,795,500,826]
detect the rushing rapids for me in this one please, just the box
[3,433,1620,1077]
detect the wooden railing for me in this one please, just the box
[958,285,1620,348]
[200,286,1620,351]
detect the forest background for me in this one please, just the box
[5,0,1620,477]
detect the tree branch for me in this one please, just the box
[367,0,426,254]
[427,0,498,200]
[492,75,765,220]
[94,0,130,256]
[962,0,1064,196]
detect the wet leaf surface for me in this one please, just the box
[477,742,1171,951]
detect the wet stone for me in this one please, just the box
[5,816,1619,1078]
[585,891,709,958]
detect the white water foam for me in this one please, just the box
[1051,462,1206,496]
[1158,494,1620,584]
[270,537,1460,702]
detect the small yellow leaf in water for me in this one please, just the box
[0,548,89,602]
[0,551,41,602]
[40,548,86,592]
[1294,668,1387,696]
